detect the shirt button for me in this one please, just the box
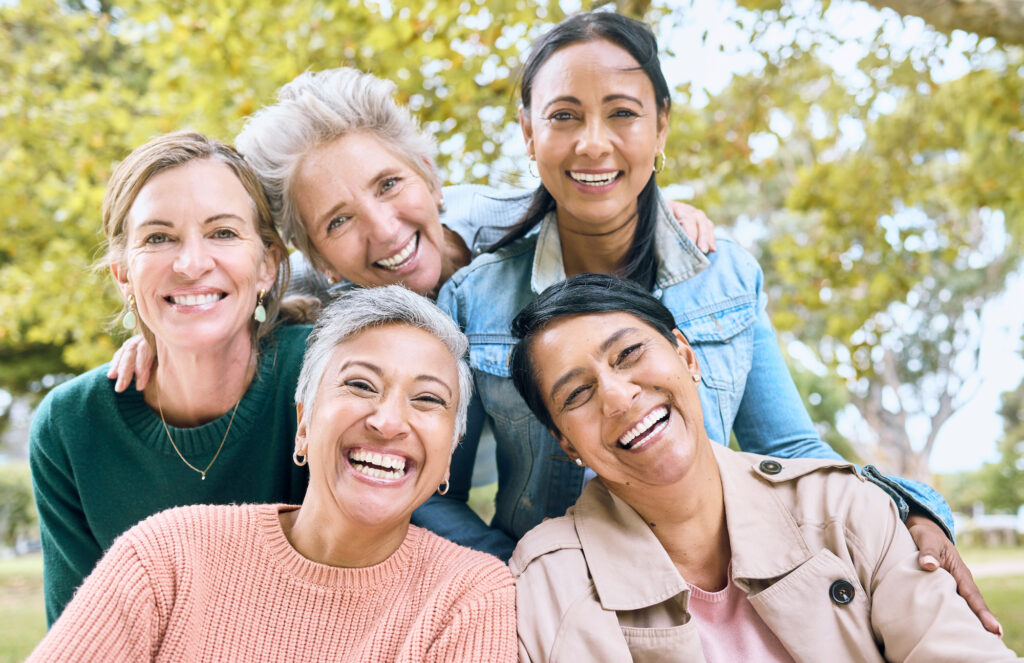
[759,459,782,475]
[829,579,855,605]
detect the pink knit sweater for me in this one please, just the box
[29,503,516,662]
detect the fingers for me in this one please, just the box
[109,336,146,393]
[667,200,717,254]
[134,340,153,391]
[908,514,1003,637]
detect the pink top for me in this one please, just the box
[688,576,796,663]
[29,503,516,662]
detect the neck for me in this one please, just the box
[434,225,472,298]
[556,209,638,277]
[606,442,730,591]
[145,333,257,427]
[280,494,409,568]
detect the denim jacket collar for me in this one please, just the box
[573,444,858,612]
[530,192,711,295]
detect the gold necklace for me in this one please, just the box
[156,383,241,481]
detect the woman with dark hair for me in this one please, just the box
[507,273,1016,662]
[432,9,996,633]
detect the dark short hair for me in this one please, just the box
[509,273,678,437]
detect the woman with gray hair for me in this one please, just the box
[29,286,516,662]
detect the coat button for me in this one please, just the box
[759,459,782,475]
[829,579,855,605]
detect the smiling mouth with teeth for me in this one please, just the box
[617,406,669,450]
[166,293,225,306]
[568,171,622,187]
[375,233,419,271]
[348,448,407,480]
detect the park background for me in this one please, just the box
[1,0,1023,658]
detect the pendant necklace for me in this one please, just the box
[156,383,240,481]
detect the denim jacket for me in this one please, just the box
[428,191,953,561]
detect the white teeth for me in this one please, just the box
[348,449,407,478]
[170,293,221,306]
[375,234,418,270]
[569,171,619,186]
[618,406,669,448]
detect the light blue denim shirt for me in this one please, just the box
[430,190,954,561]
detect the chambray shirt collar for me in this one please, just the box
[573,444,816,612]
[529,192,711,295]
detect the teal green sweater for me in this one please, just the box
[30,324,312,625]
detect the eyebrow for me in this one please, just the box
[547,327,639,401]
[541,93,645,114]
[315,167,397,230]
[135,213,246,229]
[338,360,453,399]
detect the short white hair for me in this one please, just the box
[236,67,438,274]
[295,286,472,448]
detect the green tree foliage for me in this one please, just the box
[0,464,37,547]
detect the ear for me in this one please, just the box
[552,428,580,461]
[519,106,534,158]
[257,244,282,293]
[655,107,669,154]
[110,262,131,298]
[672,329,700,381]
[294,402,308,454]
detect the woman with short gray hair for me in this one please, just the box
[29,286,516,662]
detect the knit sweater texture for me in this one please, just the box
[29,503,517,662]
[29,324,312,625]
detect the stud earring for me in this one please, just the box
[254,289,267,323]
[122,294,137,330]
[574,457,585,467]
[692,373,701,383]
[438,196,447,214]
[653,151,666,174]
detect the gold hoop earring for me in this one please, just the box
[122,294,137,330]
[437,480,450,496]
[653,151,666,174]
[292,449,307,466]
[254,289,267,323]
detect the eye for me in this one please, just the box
[144,232,170,245]
[611,108,639,119]
[547,110,576,122]
[614,343,644,366]
[413,392,447,408]
[562,383,592,411]
[344,378,376,394]
[211,228,238,239]
[327,215,350,233]
[380,176,400,193]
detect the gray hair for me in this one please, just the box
[295,286,472,448]
[236,67,438,275]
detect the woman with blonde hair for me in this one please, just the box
[30,131,310,624]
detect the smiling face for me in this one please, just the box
[293,132,446,295]
[111,159,278,354]
[530,311,709,494]
[521,39,668,235]
[296,323,459,532]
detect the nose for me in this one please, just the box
[363,200,402,245]
[599,371,641,418]
[366,394,410,440]
[173,234,215,279]
[575,117,612,160]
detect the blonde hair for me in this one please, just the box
[101,131,289,346]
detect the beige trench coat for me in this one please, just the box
[511,444,1019,662]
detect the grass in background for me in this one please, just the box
[0,554,44,662]
[977,575,1024,654]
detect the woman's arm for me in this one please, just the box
[29,404,104,626]
[27,535,159,661]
